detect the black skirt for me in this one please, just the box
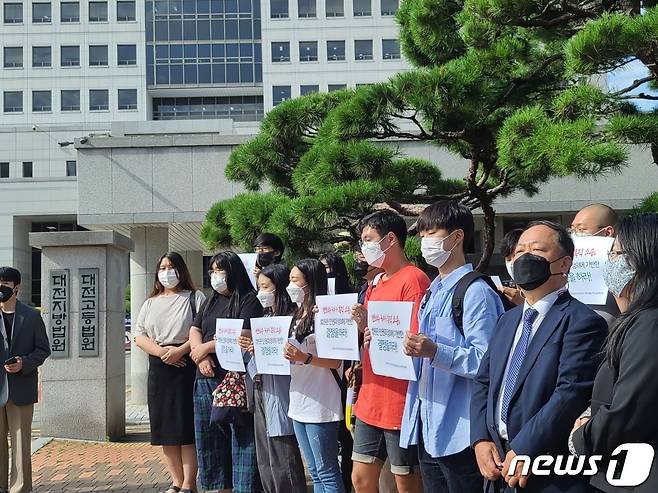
[148,353,196,446]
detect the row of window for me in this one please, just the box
[2,45,137,68]
[273,83,373,104]
[0,161,77,178]
[2,1,135,24]
[270,0,398,18]
[271,39,399,62]
[2,89,138,113]
[152,95,263,121]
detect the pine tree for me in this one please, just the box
[202,1,657,269]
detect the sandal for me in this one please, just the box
[162,486,181,493]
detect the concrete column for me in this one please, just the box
[129,226,168,404]
[182,250,204,290]
[29,230,132,440]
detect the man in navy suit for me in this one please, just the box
[471,221,607,492]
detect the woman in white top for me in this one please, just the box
[283,258,345,493]
[134,252,206,493]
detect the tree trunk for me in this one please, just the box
[476,200,496,272]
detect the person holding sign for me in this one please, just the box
[399,202,505,492]
[283,259,346,493]
[350,210,430,493]
[189,252,263,493]
[244,264,306,493]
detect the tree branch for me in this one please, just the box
[612,76,655,96]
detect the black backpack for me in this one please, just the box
[451,271,515,337]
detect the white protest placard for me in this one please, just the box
[215,319,246,372]
[238,253,258,289]
[367,301,416,381]
[315,293,359,361]
[251,316,292,375]
[327,277,336,295]
[568,236,615,305]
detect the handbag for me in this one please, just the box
[210,371,248,424]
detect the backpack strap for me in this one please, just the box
[188,290,197,320]
[451,271,501,337]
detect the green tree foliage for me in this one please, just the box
[202,0,658,269]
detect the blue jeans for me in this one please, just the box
[292,420,346,493]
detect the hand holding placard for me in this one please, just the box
[215,319,246,372]
[367,301,416,381]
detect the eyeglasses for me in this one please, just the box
[607,249,626,261]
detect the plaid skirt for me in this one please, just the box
[193,377,263,493]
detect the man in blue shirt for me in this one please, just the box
[400,201,504,492]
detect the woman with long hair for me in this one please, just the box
[134,252,206,493]
[570,212,658,492]
[320,252,353,294]
[242,264,307,493]
[283,259,346,493]
[189,251,263,493]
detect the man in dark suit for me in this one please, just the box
[471,221,607,492]
[0,267,50,493]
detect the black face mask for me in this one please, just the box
[354,260,370,279]
[513,253,566,291]
[256,251,276,269]
[0,285,15,303]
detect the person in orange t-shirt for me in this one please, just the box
[350,210,430,493]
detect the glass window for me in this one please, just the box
[3,91,22,112]
[328,83,346,92]
[3,47,22,68]
[22,162,33,178]
[3,3,22,23]
[353,0,370,15]
[273,85,291,106]
[354,39,373,60]
[297,0,315,17]
[61,90,80,111]
[32,90,51,112]
[327,40,344,61]
[66,160,77,177]
[32,2,51,22]
[89,89,109,110]
[32,46,51,67]
[117,44,137,65]
[270,0,287,18]
[299,41,317,62]
[271,42,289,62]
[89,1,107,21]
[300,84,318,96]
[89,45,108,66]
[117,0,135,20]
[382,39,400,59]
[60,1,79,21]
[381,0,397,15]
[0,163,9,179]
[118,89,137,110]
[325,0,342,16]
[61,46,80,66]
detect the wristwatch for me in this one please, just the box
[304,353,313,365]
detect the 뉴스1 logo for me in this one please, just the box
[508,443,654,487]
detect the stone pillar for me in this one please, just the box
[129,226,168,404]
[182,250,204,290]
[29,230,132,441]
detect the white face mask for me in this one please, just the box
[257,290,275,308]
[361,236,391,268]
[420,231,457,268]
[158,269,180,289]
[286,283,307,306]
[505,260,515,280]
[211,273,227,293]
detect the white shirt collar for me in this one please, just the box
[523,286,567,319]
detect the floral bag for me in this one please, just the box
[210,371,247,424]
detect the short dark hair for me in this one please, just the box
[500,229,524,259]
[417,201,474,248]
[358,210,407,245]
[253,233,285,258]
[526,220,575,258]
[0,267,21,285]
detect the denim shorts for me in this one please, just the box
[351,418,418,475]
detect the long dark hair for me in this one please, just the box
[259,264,296,316]
[292,258,327,341]
[320,252,353,294]
[605,213,658,369]
[205,251,256,318]
[149,251,196,298]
